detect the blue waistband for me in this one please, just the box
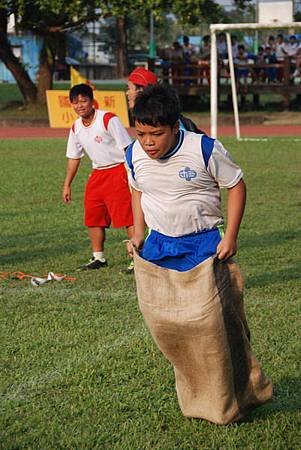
[149,227,219,241]
[140,227,222,272]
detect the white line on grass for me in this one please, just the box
[1,327,149,403]
[238,138,301,142]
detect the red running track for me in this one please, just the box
[0,125,300,139]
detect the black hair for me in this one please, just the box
[69,83,93,101]
[133,84,180,128]
[179,114,205,134]
[133,83,145,90]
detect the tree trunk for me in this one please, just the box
[115,16,128,78]
[37,35,55,103]
[0,31,38,104]
[55,32,67,79]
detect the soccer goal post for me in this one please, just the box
[210,21,301,139]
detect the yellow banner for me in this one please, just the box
[46,90,130,128]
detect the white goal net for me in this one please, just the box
[209,21,301,139]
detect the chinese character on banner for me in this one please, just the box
[62,111,76,124]
[104,96,115,108]
[58,96,71,108]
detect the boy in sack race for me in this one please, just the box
[125,84,273,425]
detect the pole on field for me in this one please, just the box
[209,22,301,140]
[226,32,240,140]
[210,30,218,138]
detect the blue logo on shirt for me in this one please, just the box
[179,167,197,181]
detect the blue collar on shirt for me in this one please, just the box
[159,130,184,160]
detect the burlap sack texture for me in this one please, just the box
[133,253,273,425]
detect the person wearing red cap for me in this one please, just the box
[126,67,205,134]
[126,67,158,109]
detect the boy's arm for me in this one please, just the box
[216,179,246,260]
[131,187,146,251]
[62,158,81,203]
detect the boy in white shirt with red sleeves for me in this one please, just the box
[62,83,133,271]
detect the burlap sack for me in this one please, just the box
[133,253,273,425]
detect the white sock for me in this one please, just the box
[93,252,106,262]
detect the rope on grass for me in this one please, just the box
[0,271,76,286]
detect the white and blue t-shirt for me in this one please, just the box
[125,130,243,238]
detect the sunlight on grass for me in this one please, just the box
[0,138,300,449]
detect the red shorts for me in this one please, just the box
[84,163,133,228]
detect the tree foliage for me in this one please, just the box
[97,0,226,76]
[0,0,101,103]
[171,0,226,25]
[98,0,225,24]
[232,0,253,10]
[0,0,228,104]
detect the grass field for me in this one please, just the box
[0,137,300,449]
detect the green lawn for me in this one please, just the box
[0,138,300,449]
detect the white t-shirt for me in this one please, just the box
[287,42,299,57]
[275,42,288,61]
[125,131,243,237]
[66,109,132,169]
[217,40,227,57]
